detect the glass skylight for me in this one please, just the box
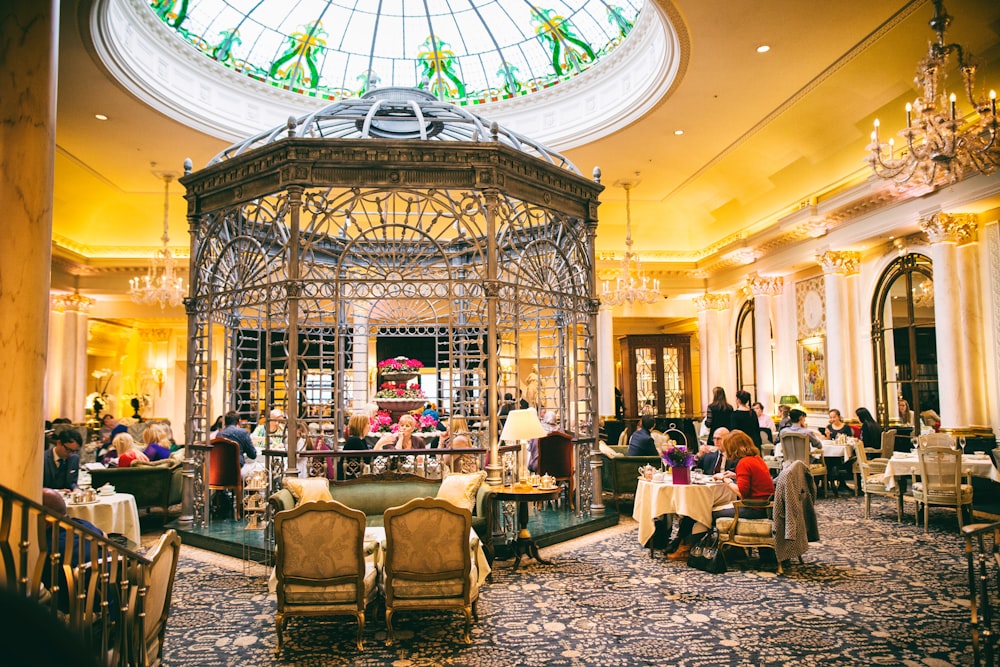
[150,0,642,106]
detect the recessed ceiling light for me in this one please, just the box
[94,114,108,121]
[756,45,770,53]
[673,129,684,136]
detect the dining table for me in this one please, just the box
[64,491,141,545]
[632,477,736,549]
[880,452,999,490]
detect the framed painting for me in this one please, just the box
[798,338,827,408]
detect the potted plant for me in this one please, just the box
[662,443,695,485]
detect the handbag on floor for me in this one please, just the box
[688,528,727,573]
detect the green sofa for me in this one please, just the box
[268,472,494,561]
[600,445,662,507]
[89,459,183,514]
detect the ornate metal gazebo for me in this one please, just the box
[179,88,603,526]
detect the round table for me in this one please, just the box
[64,492,141,544]
[489,485,562,570]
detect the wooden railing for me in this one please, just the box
[0,485,158,666]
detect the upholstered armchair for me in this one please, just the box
[912,445,973,532]
[855,440,903,521]
[382,497,479,645]
[273,500,379,652]
[715,498,784,573]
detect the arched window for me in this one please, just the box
[735,299,756,398]
[871,254,938,429]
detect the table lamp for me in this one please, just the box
[499,408,547,484]
[779,395,800,410]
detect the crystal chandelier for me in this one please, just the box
[128,174,185,309]
[600,181,660,306]
[867,0,998,185]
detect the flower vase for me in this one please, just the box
[671,465,691,485]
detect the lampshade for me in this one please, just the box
[779,395,800,406]
[499,408,547,442]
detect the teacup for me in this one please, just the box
[651,472,665,483]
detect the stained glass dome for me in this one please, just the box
[151,0,643,106]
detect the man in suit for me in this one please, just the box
[43,429,81,490]
[628,414,658,457]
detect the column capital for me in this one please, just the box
[919,212,978,245]
[816,250,861,276]
[746,273,783,297]
[694,293,730,312]
[50,292,94,313]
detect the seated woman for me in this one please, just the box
[113,433,149,468]
[441,414,478,474]
[338,413,372,479]
[374,414,426,450]
[823,409,854,495]
[824,409,853,439]
[669,431,774,561]
[141,424,172,461]
[855,406,882,451]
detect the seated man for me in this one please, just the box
[784,409,823,449]
[217,410,261,479]
[697,427,728,475]
[40,489,106,612]
[628,415,658,457]
[44,429,81,490]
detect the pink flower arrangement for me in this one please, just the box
[370,410,394,433]
[418,414,439,433]
[374,381,425,399]
[377,356,424,371]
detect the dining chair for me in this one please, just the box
[912,445,973,532]
[382,497,478,645]
[208,437,243,520]
[779,432,827,497]
[273,500,378,653]
[855,439,903,522]
[538,431,575,510]
[918,432,957,449]
[878,428,898,460]
[715,497,782,573]
[136,529,182,667]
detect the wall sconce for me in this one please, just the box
[151,367,166,395]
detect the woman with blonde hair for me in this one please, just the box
[375,413,425,450]
[141,424,171,461]
[113,433,149,468]
[442,414,478,474]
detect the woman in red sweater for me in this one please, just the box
[714,430,774,520]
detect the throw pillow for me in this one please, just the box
[436,471,486,511]
[283,477,333,506]
[599,441,623,459]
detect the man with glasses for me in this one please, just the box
[44,429,81,490]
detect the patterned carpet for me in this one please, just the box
[163,497,978,666]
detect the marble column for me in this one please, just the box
[817,251,860,416]
[597,305,615,418]
[695,293,730,407]
[748,274,783,413]
[47,293,94,421]
[0,0,59,499]
[956,224,988,427]
[919,213,978,430]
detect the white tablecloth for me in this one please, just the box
[880,453,999,489]
[65,492,141,544]
[632,479,736,546]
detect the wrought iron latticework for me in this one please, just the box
[180,89,603,526]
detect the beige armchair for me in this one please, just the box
[715,498,783,573]
[912,445,973,532]
[855,438,903,521]
[382,497,479,645]
[273,500,378,652]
